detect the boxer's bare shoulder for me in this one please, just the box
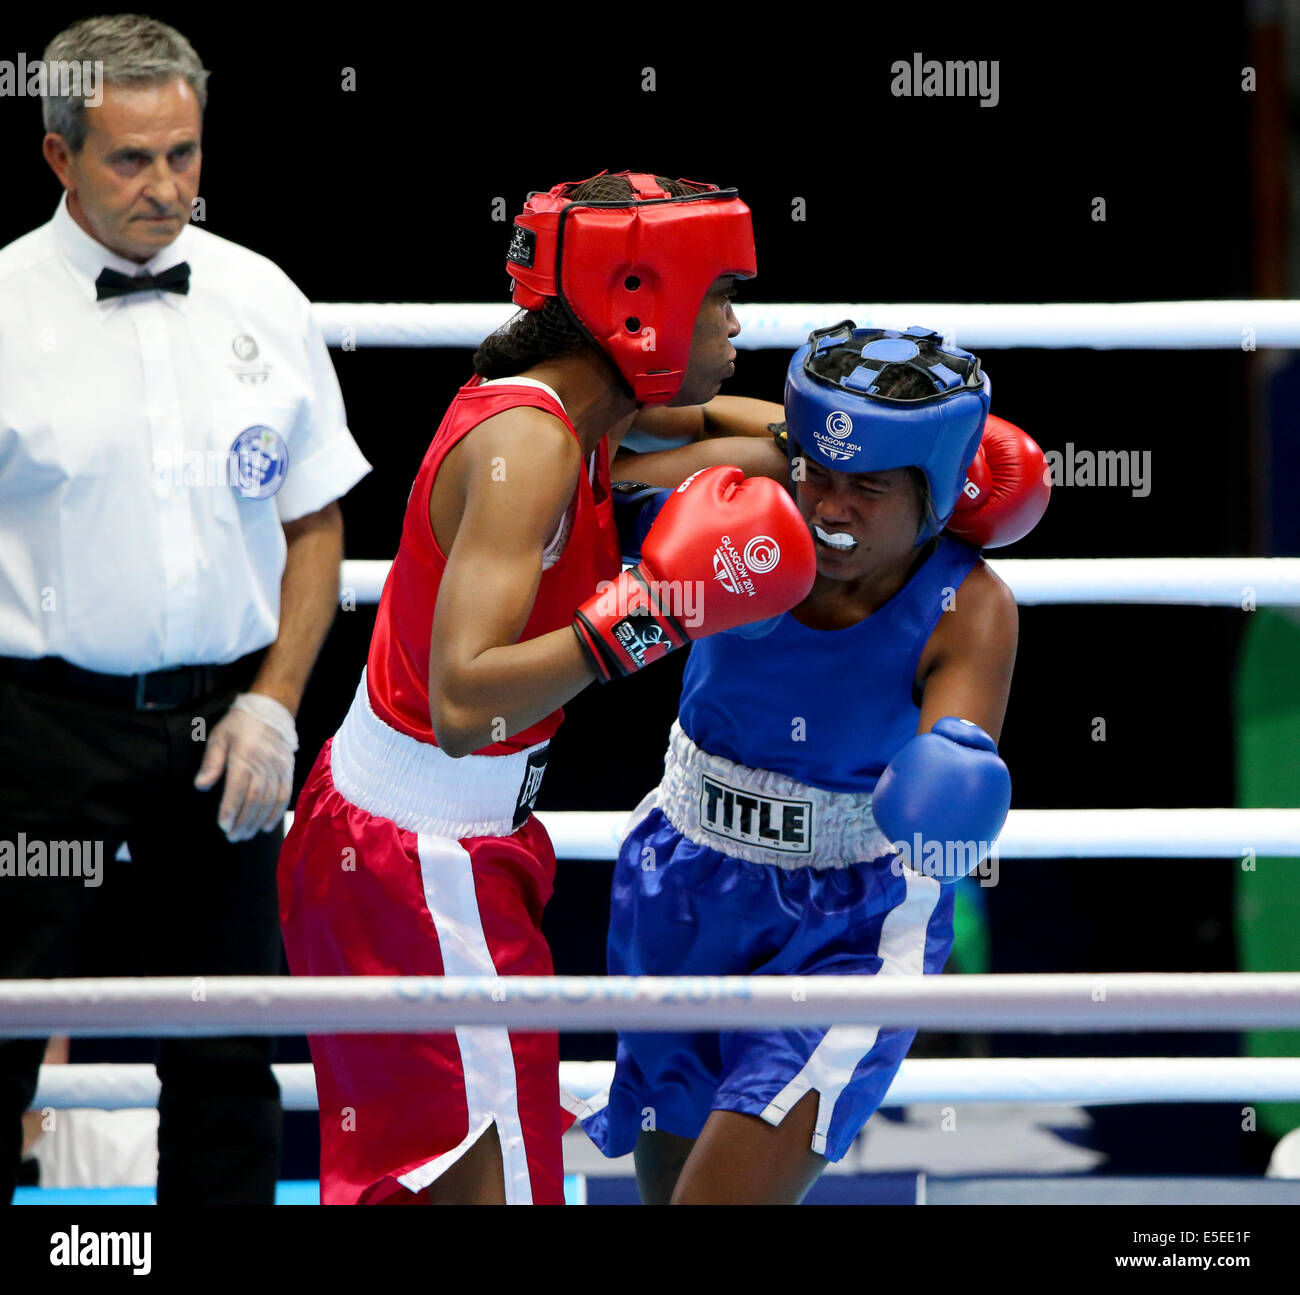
[916,557,1018,739]
[430,405,581,557]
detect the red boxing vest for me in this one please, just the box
[366,378,621,754]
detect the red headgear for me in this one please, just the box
[505,171,756,405]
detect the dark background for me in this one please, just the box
[2,7,1283,1175]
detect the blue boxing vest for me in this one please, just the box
[678,536,982,793]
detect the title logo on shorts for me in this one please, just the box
[699,774,812,854]
[513,745,549,830]
[712,534,779,596]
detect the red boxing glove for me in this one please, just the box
[573,465,816,682]
[946,414,1051,549]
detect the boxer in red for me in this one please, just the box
[277,172,816,1204]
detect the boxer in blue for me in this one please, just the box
[581,322,1049,1203]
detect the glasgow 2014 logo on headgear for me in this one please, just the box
[825,411,853,439]
[742,536,780,573]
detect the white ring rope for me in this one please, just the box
[312,301,1300,350]
[2,974,1299,1036]
[983,559,1300,607]
[338,558,1300,609]
[530,809,1300,862]
[31,1058,1300,1111]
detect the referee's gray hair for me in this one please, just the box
[42,15,209,154]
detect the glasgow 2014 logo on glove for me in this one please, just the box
[742,536,780,573]
[713,533,780,596]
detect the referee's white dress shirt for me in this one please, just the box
[0,196,371,675]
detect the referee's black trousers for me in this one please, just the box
[0,664,283,1204]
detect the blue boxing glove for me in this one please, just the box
[612,480,670,564]
[872,716,1011,884]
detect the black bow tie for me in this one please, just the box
[95,262,191,301]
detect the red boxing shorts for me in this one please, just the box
[277,672,567,1205]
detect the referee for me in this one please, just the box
[0,17,370,1202]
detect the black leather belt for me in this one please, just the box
[0,651,265,712]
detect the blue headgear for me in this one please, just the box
[783,321,992,544]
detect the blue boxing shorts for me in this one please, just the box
[581,727,956,1163]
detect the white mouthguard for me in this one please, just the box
[814,525,858,552]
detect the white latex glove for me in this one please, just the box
[193,692,298,842]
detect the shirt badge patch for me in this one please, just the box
[229,425,289,499]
